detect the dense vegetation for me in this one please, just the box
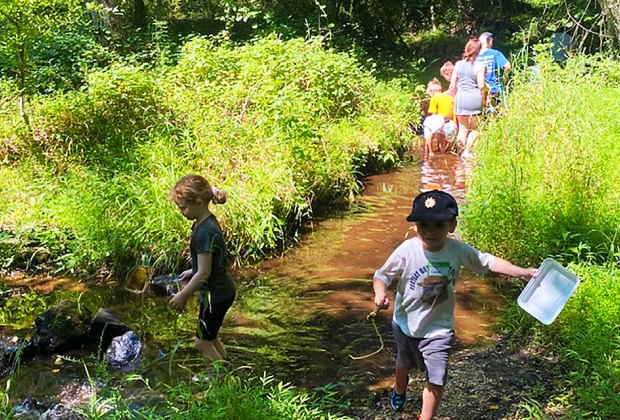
[462,55,620,417]
[1,0,619,418]
[0,36,415,274]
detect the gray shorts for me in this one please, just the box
[392,321,454,386]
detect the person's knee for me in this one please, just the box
[426,382,444,396]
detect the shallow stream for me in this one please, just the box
[0,152,514,409]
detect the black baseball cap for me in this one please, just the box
[406,190,459,222]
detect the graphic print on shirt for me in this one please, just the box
[417,261,452,308]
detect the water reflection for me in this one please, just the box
[419,153,471,200]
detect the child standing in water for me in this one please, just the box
[423,78,457,156]
[372,190,536,419]
[169,174,236,362]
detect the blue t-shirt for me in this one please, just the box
[477,49,509,94]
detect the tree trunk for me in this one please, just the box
[134,0,146,29]
[499,0,512,27]
[456,0,475,35]
[89,0,125,44]
[18,42,29,127]
[599,0,620,49]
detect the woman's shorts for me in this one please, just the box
[197,294,235,341]
[392,321,454,386]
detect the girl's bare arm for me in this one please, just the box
[170,253,212,310]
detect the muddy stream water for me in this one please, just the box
[1,153,520,416]
[229,154,506,390]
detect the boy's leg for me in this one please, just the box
[418,332,453,419]
[420,383,444,420]
[394,365,409,394]
[391,321,425,411]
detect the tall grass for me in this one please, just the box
[464,54,620,418]
[498,263,620,418]
[0,35,416,274]
[462,55,620,265]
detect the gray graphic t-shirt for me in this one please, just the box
[374,237,494,338]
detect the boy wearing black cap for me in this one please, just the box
[373,190,535,419]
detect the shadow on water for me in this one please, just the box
[0,152,513,407]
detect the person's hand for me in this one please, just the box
[374,293,390,310]
[179,270,193,281]
[520,268,538,282]
[170,291,190,311]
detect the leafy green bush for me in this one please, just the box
[0,35,415,273]
[30,27,117,94]
[21,63,167,170]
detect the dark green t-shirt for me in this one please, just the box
[190,215,235,303]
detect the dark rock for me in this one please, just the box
[88,308,130,349]
[106,330,142,371]
[12,397,47,419]
[149,275,182,297]
[31,300,93,355]
[40,403,87,420]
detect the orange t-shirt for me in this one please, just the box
[428,93,455,121]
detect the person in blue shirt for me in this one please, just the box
[477,32,511,110]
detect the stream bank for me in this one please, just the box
[1,153,563,419]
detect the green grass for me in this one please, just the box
[497,263,620,418]
[464,53,620,418]
[0,351,350,419]
[81,371,351,419]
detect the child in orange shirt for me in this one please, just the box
[423,79,457,157]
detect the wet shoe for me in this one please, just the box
[390,389,407,411]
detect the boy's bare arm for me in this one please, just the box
[491,257,537,281]
[373,277,390,308]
